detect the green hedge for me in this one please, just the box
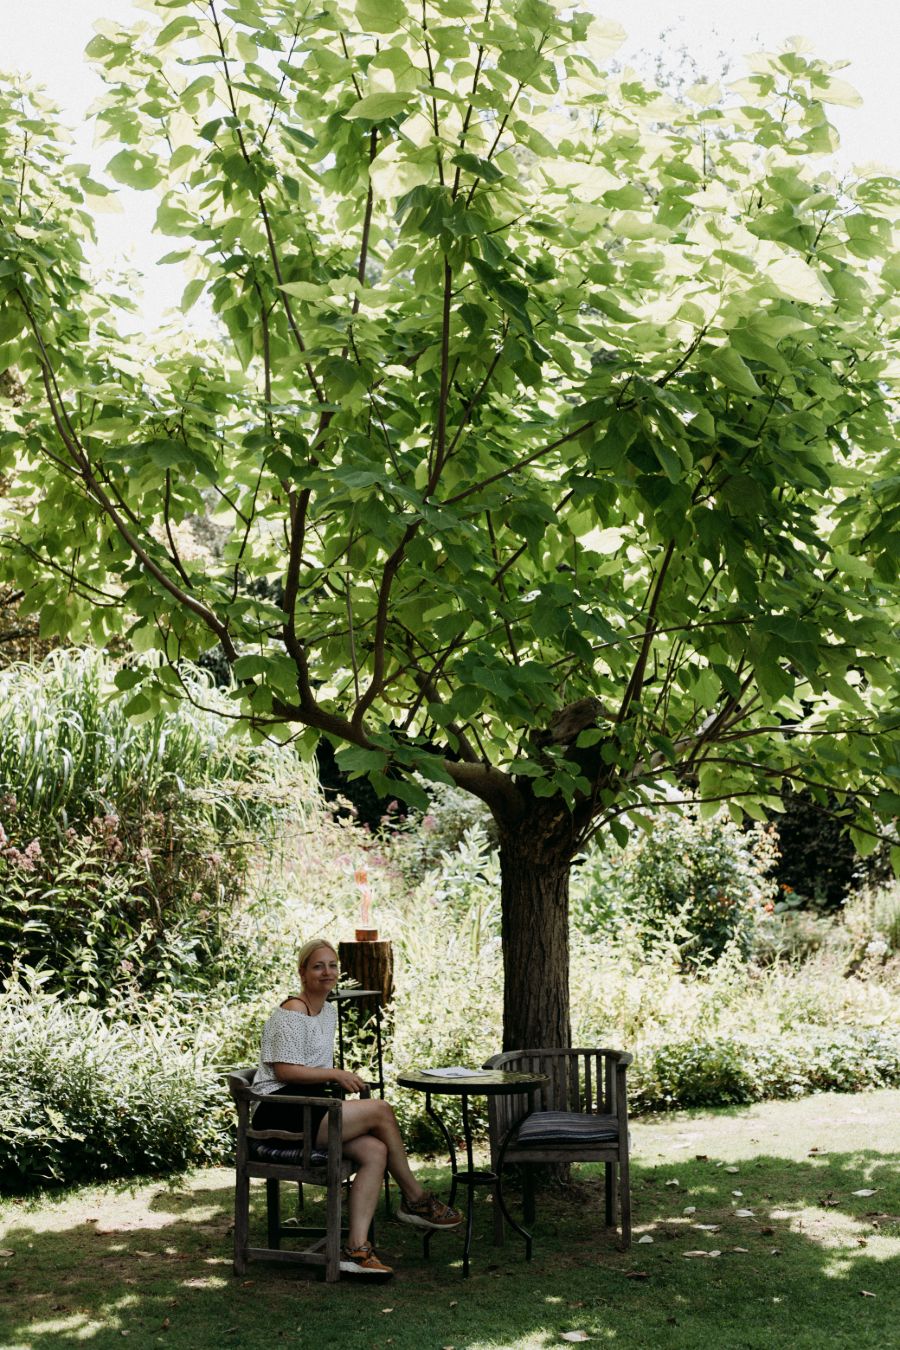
[631,1027,900,1113]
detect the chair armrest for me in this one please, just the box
[247,1089,343,1109]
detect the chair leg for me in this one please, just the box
[325,1172,343,1282]
[492,1179,506,1246]
[605,1162,616,1228]
[618,1150,632,1250]
[523,1165,536,1226]
[296,1181,304,1214]
[233,1171,250,1276]
[266,1178,281,1250]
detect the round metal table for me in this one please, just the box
[397,1069,548,1277]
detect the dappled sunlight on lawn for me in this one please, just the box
[0,1092,897,1349]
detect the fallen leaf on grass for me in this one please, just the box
[381,1308,394,1314]
[637,1235,654,1244]
[695,1154,708,1161]
[665,1179,680,1188]
[683,1251,714,1258]
[735,1210,755,1218]
[732,1190,743,1197]
[683,1206,697,1215]
[732,1247,749,1254]
[770,1249,782,1257]
[692,1224,720,1233]
[860,1291,876,1298]
[624,1270,649,1280]
[852,1189,878,1198]
[724,1167,740,1175]
[761,1226,775,1236]
[0,1249,14,1258]
[560,1334,591,1343]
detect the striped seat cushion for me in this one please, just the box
[250,1140,328,1166]
[514,1111,620,1147]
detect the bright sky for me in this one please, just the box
[4,0,899,330]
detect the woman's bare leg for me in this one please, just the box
[342,1134,388,1250]
[315,1099,427,1204]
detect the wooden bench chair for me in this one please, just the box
[227,1068,360,1283]
[483,1047,632,1250]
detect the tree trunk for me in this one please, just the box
[498,825,572,1051]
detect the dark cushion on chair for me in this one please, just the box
[249,1140,328,1166]
[515,1111,620,1147]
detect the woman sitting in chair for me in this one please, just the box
[253,937,461,1276]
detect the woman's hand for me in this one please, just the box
[330,1068,367,1094]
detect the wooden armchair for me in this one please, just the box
[227,1068,359,1283]
[483,1047,632,1250]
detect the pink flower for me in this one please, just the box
[386,800,399,813]
[422,814,437,832]
[0,824,7,848]
[119,959,134,974]
[137,847,153,865]
[24,839,42,861]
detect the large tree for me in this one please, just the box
[1,1,899,1048]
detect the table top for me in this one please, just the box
[397,1070,548,1096]
[328,988,381,1001]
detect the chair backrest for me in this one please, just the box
[228,1067,256,1101]
[484,1048,623,1145]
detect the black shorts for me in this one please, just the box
[252,1083,335,1145]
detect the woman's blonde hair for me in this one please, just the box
[296,937,338,981]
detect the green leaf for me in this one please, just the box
[451,152,504,184]
[106,150,161,190]
[703,347,762,397]
[344,92,414,122]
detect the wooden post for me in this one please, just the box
[338,939,394,1012]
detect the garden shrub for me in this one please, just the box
[573,809,779,965]
[393,778,496,883]
[0,982,231,1190]
[0,649,307,1000]
[630,1027,900,1113]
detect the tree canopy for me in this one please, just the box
[2,0,899,1044]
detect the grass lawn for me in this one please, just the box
[1,1089,898,1350]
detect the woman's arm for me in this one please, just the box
[272,1062,367,1094]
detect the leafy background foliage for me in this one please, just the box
[0,650,299,1000]
[0,0,898,850]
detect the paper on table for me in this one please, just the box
[419,1066,494,1077]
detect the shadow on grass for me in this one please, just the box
[0,1148,897,1350]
